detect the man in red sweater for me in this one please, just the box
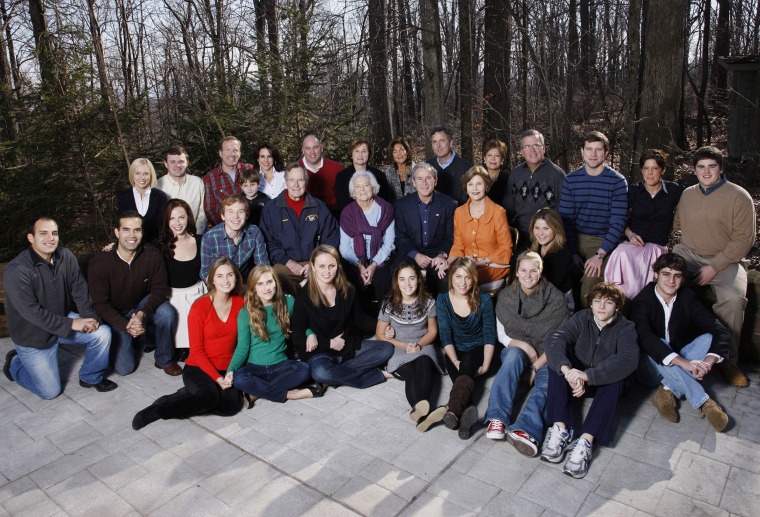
[299,134,342,214]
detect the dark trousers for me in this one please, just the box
[546,364,625,446]
[393,355,438,407]
[155,365,242,420]
[232,360,311,403]
[343,260,392,315]
[445,346,484,382]
[308,339,394,389]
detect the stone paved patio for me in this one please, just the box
[1,336,759,516]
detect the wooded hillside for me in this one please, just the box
[1,0,757,259]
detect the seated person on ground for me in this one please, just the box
[542,282,638,479]
[228,264,322,406]
[529,208,574,312]
[485,251,568,456]
[132,257,245,430]
[437,257,496,440]
[377,260,446,432]
[630,253,730,432]
[290,245,394,389]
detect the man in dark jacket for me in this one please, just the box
[259,162,339,294]
[630,253,730,431]
[88,212,180,376]
[426,124,471,204]
[394,162,458,295]
[3,217,116,399]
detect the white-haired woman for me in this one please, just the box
[339,170,396,313]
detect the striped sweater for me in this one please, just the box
[558,165,628,254]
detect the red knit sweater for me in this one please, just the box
[185,295,244,380]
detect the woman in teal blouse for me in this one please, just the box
[227,264,322,406]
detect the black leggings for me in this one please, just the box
[155,365,243,420]
[393,355,438,408]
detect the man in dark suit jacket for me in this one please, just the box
[394,162,458,294]
[426,124,471,205]
[630,253,730,432]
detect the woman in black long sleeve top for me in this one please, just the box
[291,245,394,388]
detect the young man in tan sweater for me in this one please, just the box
[672,146,755,387]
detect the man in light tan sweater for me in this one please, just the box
[672,146,755,387]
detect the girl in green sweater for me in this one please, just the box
[226,264,322,406]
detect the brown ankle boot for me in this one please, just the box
[443,376,475,429]
[651,386,678,423]
[700,398,729,432]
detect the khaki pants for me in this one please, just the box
[672,243,747,364]
[577,234,608,308]
[273,262,308,295]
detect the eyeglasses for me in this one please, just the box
[521,144,543,151]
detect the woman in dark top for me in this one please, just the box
[158,199,206,362]
[437,257,496,440]
[291,245,394,388]
[116,158,168,244]
[482,139,510,206]
[529,208,574,313]
[335,138,393,210]
[382,136,416,200]
[604,149,684,299]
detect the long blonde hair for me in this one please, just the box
[306,245,351,308]
[448,257,481,314]
[529,208,566,255]
[245,264,290,341]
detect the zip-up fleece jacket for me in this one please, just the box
[544,309,639,386]
[4,247,98,349]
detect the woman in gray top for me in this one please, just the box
[377,260,445,432]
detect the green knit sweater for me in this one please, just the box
[228,294,294,371]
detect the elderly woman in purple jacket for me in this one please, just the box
[339,170,395,313]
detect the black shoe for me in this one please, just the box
[177,349,190,362]
[144,344,156,353]
[79,378,118,392]
[443,410,459,430]
[306,383,326,398]
[458,405,479,440]
[3,349,17,382]
[132,405,159,430]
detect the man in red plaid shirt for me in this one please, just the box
[203,136,255,228]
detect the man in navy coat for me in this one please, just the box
[394,162,458,294]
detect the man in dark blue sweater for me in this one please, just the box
[558,131,628,307]
[426,124,471,205]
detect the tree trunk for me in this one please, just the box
[636,0,687,156]
[0,6,16,140]
[368,0,393,159]
[27,0,61,95]
[457,0,474,162]
[621,0,641,179]
[397,0,417,132]
[254,0,270,101]
[696,0,711,147]
[420,0,444,155]
[713,0,729,90]
[483,0,511,161]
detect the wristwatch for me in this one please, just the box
[596,252,605,260]
[531,365,538,373]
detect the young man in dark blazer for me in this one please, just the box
[630,252,730,431]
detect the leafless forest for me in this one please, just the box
[0,0,758,258]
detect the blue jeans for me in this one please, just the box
[648,333,712,409]
[10,312,112,399]
[484,346,548,441]
[233,360,311,402]
[111,297,177,375]
[308,339,394,389]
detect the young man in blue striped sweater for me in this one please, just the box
[558,132,628,307]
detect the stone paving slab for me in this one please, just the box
[1,337,759,516]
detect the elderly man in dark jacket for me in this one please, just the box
[259,162,339,294]
[630,252,730,432]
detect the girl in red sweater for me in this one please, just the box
[132,257,245,429]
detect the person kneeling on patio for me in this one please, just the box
[630,253,730,431]
[541,282,638,479]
